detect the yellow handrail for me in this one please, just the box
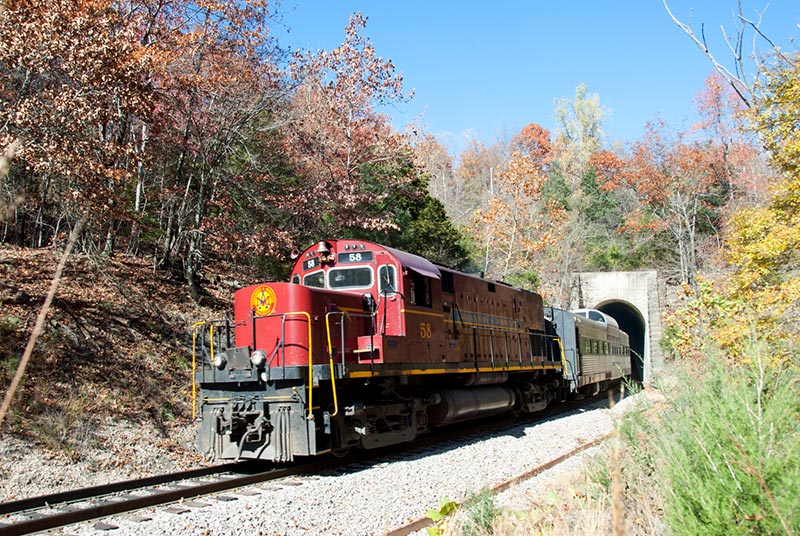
[191,321,206,419]
[555,336,570,377]
[209,323,215,365]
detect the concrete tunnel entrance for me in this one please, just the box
[572,270,661,382]
[596,300,646,382]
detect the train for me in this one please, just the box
[193,239,631,462]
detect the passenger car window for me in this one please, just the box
[589,310,604,322]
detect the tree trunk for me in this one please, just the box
[185,171,209,302]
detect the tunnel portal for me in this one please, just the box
[570,271,662,382]
[597,300,646,382]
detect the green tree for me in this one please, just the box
[539,85,609,304]
[345,154,470,269]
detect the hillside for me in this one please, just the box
[0,244,256,498]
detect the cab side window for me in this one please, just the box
[303,271,325,288]
[379,265,397,294]
[409,272,432,308]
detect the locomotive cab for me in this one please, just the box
[289,240,448,364]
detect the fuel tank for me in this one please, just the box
[427,387,516,427]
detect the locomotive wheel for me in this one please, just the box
[331,446,352,458]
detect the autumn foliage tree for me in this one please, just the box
[281,13,413,243]
[0,0,156,247]
[141,0,285,298]
[2,3,463,299]
[717,51,800,361]
[468,123,557,287]
[694,72,769,205]
[597,120,726,287]
[452,138,509,227]
[661,12,799,364]
[412,133,456,215]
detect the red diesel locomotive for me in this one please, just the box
[194,240,630,462]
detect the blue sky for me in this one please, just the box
[276,1,799,154]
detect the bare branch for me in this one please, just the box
[0,217,87,428]
[664,0,797,108]
[663,0,753,107]
[739,10,798,67]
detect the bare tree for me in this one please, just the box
[662,0,797,107]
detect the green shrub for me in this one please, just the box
[624,350,800,535]
[457,488,499,536]
[0,315,21,336]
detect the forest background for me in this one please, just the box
[2,0,792,304]
[1,0,800,531]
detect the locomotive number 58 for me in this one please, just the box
[419,322,433,339]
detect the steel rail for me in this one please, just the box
[0,384,632,536]
[0,459,340,536]
[0,462,243,516]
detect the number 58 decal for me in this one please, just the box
[419,322,433,339]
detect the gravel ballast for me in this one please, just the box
[1,393,647,535]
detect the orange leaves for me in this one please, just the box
[502,151,547,197]
[1,0,157,216]
[589,149,623,192]
[510,123,552,167]
[590,119,741,285]
[465,124,557,282]
[612,120,719,207]
[280,13,413,238]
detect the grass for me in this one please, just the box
[456,489,500,536]
[27,388,99,460]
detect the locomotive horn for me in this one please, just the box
[290,248,300,260]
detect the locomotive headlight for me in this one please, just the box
[250,349,267,368]
[212,353,227,370]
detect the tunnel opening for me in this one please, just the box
[596,301,646,382]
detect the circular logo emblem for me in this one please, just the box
[250,285,277,316]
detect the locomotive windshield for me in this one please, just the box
[328,266,373,289]
[296,262,397,295]
[303,271,325,288]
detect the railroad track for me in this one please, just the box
[0,386,628,535]
[0,458,341,536]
